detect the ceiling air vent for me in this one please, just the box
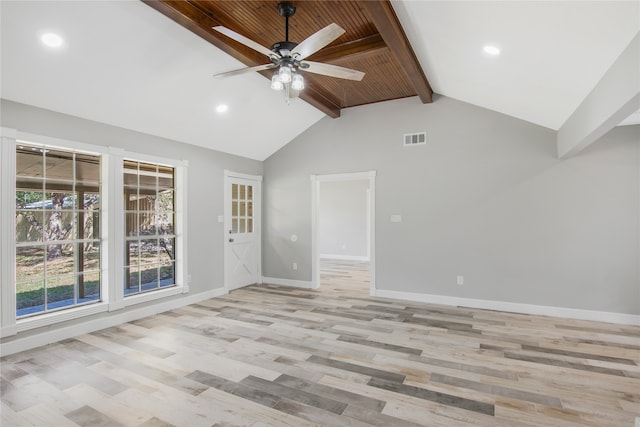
[403,132,426,146]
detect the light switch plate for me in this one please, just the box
[390,215,402,223]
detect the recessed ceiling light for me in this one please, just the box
[216,104,229,114]
[41,32,63,48]
[483,45,501,56]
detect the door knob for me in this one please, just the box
[229,238,234,242]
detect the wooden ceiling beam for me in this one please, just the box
[358,1,433,104]
[142,0,341,118]
[308,34,388,65]
[297,85,343,118]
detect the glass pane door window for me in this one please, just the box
[230,183,253,234]
[124,160,175,296]
[15,143,101,317]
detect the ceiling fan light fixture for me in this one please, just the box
[278,66,292,83]
[271,73,284,91]
[291,72,304,91]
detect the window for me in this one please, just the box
[231,182,254,234]
[124,160,175,295]
[15,143,101,317]
[2,130,187,336]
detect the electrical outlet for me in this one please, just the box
[292,262,298,270]
[188,274,192,283]
[457,275,464,285]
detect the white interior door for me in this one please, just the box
[224,172,261,291]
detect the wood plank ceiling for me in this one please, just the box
[142,0,433,118]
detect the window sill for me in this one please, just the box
[123,285,185,307]
[16,302,109,333]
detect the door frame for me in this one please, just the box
[311,171,376,295]
[223,170,262,292]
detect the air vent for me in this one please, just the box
[403,132,427,146]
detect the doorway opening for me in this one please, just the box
[311,171,376,295]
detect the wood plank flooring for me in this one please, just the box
[2,259,639,426]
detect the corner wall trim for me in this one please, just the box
[374,289,640,326]
[262,277,316,289]
[0,287,228,357]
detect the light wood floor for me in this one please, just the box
[2,260,639,427]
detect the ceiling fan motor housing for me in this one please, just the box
[271,40,298,55]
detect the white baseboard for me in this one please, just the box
[320,254,370,262]
[0,287,228,357]
[262,276,317,289]
[374,289,640,326]
[0,325,17,339]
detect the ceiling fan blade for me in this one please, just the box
[214,63,277,78]
[293,23,345,60]
[213,26,277,58]
[302,61,365,81]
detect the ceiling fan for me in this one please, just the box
[212,2,365,99]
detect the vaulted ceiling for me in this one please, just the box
[1,1,638,161]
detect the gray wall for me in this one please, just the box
[319,180,369,259]
[1,99,262,304]
[263,96,640,315]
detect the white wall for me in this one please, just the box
[1,99,262,350]
[319,180,369,260]
[263,95,640,316]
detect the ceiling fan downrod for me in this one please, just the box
[272,2,298,54]
[278,2,296,43]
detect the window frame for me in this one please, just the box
[122,159,178,298]
[15,142,103,319]
[0,129,188,336]
[104,148,188,311]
